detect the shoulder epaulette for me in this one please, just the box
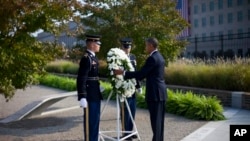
[83,53,88,58]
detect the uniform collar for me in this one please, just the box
[87,49,95,57]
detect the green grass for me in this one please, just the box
[36,74,225,121]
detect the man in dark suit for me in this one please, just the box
[77,34,103,141]
[114,37,167,141]
[120,38,142,140]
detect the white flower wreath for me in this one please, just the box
[107,48,137,100]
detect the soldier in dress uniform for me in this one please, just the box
[77,34,103,141]
[120,38,142,141]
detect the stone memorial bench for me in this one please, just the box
[0,91,78,123]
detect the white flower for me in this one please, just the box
[110,71,114,75]
[116,75,123,80]
[115,80,122,89]
[107,48,136,98]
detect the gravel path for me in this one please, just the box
[0,85,207,141]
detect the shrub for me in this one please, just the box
[37,74,76,91]
[166,90,225,120]
[98,60,109,77]
[45,60,78,74]
[45,60,108,77]
[37,74,225,121]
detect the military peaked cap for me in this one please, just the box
[86,34,101,45]
[120,37,132,48]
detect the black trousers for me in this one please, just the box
[147,101,165,141]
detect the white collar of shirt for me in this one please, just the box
[150,49,157,56]
[87,49,95,57]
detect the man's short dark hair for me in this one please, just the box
[146,37,158,48]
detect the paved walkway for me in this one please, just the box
[0,85,249,141]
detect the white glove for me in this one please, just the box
[80,98,88,108]
[136,88,143,94]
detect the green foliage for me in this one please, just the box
[135,87,147,109]
[37,74,76,91]
[36,74,225,121]
[166,90,225,120]
[81,0,188,67]
[166,59,250,92]
[99,60,109,77]
[0,0,84,100]
[100,81,113,98]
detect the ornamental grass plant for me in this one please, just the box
[45,60,78,74]
[165,58,250,92]
[44,58,250,92]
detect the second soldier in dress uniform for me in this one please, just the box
[120,38,142,141]
[77,34,103,141]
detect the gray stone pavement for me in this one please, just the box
[0,85,249,141]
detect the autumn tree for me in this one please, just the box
[80,0,188,66]
[0,0,84,100]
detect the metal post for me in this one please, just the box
[116,95,120,140]
[84,106,89,141]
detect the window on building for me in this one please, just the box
[210,50,215,58]
[202,3,206,13]
[248,10,250,20]
[209,1,214,11]
[218,0,223,9]
[238,49,243,57]
[210,16,214,26]
[210,32,215,40]
[202,33,206,41]
[194,19,199,28]
[194,5,198,14]
[238,29,243,38]
[237,11,243,22]
[228,30,233,39]
[219,14,223,24]
[248,28,250,37]
[228,0,233,7]
[228,13,233,23]
[202,17,206,27]
[219,31,223,36]
[237,0,243,6]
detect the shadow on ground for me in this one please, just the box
[0,115,82,137]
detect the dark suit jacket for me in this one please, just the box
[125,51,167,102]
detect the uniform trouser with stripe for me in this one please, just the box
[83,101,101,141]
[124,97,136,133]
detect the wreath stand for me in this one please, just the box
[99,91,141,141]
